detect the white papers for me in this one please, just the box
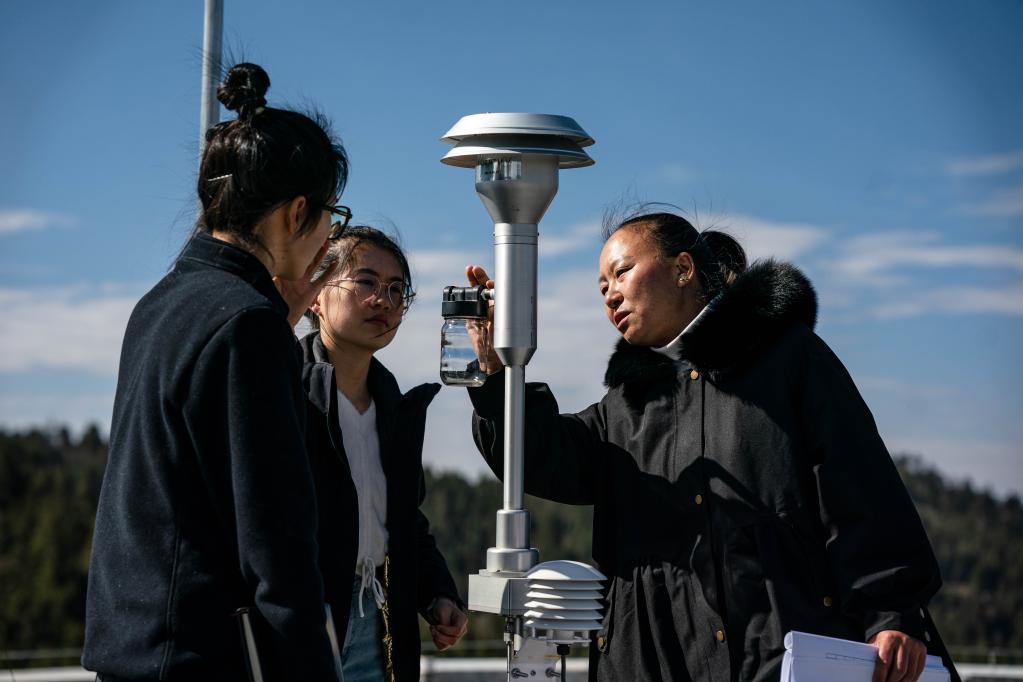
[781,631,949,682]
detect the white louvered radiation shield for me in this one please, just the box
[522,560,607,644]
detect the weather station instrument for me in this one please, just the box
[439,113,605,680]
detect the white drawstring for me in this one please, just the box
[357,556,385,618]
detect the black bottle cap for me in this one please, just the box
[442,285,489,319]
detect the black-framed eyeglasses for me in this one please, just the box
[323,204,352,240]
[332,275,416,310]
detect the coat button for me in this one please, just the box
[694,494,703,505]
[822,596,833,607]
[690,369,700,380]
[715,629,725,642]
[597,635,606,649]
[924,631,931,643]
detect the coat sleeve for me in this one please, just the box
[189,307,338,681]
[800,331,940,642]
[468,369,609,505]
[413,464,463,614]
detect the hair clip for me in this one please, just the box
[207,174,232,183]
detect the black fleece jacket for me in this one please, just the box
[301,332,461,682]
[83,234,336,682]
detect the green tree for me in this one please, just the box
[0,426,105,665]
[897,456,1023,655]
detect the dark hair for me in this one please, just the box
[197,63,350,256]
[604,209,747,303]
[306,225,415,329]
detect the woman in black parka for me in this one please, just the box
[301,227,466,681]
[465,211,959,682]
[84,64,349,682]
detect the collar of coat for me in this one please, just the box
[179,232,289,318]
[300,331,440,417]
[604,259,818,387]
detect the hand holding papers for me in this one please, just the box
[782,631,950,682]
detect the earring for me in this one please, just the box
[678,274,689,284]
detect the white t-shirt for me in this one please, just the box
[336,391,388,569]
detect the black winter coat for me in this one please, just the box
[83,234,337,681]
[470,261,959,682]
[301,332,461,682]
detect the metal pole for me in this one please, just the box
[199,0,224,159]
[503,365,526,510]
[492,217,541,515]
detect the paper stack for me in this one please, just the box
[781,631,949,682]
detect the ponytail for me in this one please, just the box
[696,229,746,300]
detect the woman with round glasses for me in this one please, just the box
[301,226,467,681]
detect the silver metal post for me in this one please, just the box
[492,219,540,516]
[482,161,554,573]
[440,114,594,582]
[503,365,526,511]
[199,0,223,158]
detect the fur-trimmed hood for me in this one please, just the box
[604,259,817,387]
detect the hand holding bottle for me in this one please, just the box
[465,265,502,375]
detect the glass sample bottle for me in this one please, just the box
[440,285,490,387]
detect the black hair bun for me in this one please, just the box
[217,63,270,117]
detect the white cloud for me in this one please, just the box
[408,247,490,280]
[532,267,621,411]
[961,181,1023,218]
[870,285,1023,319]
[815,232,1023,319]
[713,214,829,262]
[0,284,140,373]
[0,209,74,235]
[831,231,1023,280]
[539,221,602,259]
[946,150,1023,178]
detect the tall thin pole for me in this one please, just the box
[199,0,224,159]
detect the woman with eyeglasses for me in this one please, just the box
[301,226,467,682]
[84,63,349,681]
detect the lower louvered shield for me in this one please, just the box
[521,560,607,644]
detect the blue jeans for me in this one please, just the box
[339,575,386,682]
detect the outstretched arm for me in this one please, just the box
[465,264,608,505]
[470,369,608,505]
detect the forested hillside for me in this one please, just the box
[0,427,1019,666]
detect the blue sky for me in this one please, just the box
[1,1,1021,496]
